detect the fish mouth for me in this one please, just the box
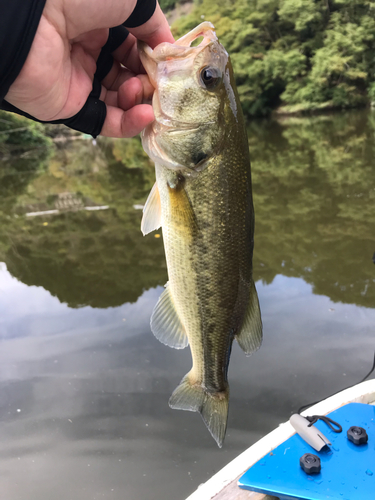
[138,22,219,129]
[138,22,218,87]
[139,22,220,171]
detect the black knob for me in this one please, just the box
[300,453,321,474]
[347,426,368,445]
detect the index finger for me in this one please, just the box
[111,33,144,75]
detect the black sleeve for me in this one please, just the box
[0,0,158,137]
[0,0,47,103]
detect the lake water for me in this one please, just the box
[0,110,374,500]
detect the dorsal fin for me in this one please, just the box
[235,280,263,355]
[150,285,188,349]
[141,182,162,235]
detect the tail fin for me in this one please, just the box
[169,374,229,448]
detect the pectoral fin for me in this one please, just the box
[150,285,188,349]
[141,182,162,235]
[235,280,263,355]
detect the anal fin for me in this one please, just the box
[235,279,263,355]
[151,285,188,349]
[141,182,162,235]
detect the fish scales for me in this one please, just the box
[160,136,253,389]
[138,22,262,447]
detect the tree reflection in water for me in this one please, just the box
[0,110,374,309]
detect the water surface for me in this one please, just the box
[0,110,374,500]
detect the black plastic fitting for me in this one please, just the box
[347,426,368,445]
[300,453,321,474]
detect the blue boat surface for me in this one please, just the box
[186,379,375,500]
[239,402,374,500]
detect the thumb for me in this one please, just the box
[126,3,174,49]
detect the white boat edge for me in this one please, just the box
[186,379,375,500]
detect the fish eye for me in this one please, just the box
[199,66,222,90]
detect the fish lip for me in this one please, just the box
[174,22,218,47]
[137,22,221,88]
[138,22,218,62]
[137,42,157,87]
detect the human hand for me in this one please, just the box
[4,0,174,137]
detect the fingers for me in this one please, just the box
[102,56,154,93]
[111,33,144,75]
[94,30,145,89]
[103,5,175,74]
[100,103,154,138]
[38,0,171,138]
[99,76,154,137]
[127,4,174,49]
[100,76,153,109]
[101,59,139,92]
[118,76,154,109]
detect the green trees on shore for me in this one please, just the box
[172,0,375,116]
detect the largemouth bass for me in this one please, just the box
[138,22,262,447]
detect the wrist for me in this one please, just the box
[0,0,47,104]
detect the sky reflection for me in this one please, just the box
[1,263,374,500]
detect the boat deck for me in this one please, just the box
[213,479,276,499]
[186,380,375,500]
